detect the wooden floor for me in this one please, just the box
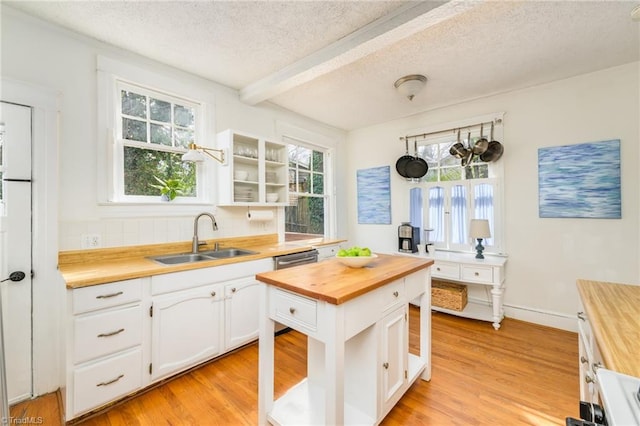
[13,307,579,425]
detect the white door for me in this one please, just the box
[0,101,33,403]
[224,278,260,351]
[380,305,407,411]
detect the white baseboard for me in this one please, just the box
[503,303,577,332]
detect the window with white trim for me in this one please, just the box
[415,119,505,254]
[284,136,330,241]
[113,80,203,202]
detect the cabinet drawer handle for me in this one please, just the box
[211,291,217,297]
[96,291,123,299]
[289,307,296,315]
[436,267,441,271]
[96,374,124,387]
[97,328,125,338]
[393,291,399,297]
[383,362,389,370]
[474,272,479,276]
[580,356,588,364]
[577,312,586,321]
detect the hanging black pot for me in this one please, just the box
[395,137,413,178]
[405,138,428,179]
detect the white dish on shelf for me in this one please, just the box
[234,170,249,181]
[266,193,279,203]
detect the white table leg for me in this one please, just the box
[419,282,431,381]
[258,284,275,426]
[324,304,345,425]
[490,284,503,330]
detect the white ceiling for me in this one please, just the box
[6,0,640,130]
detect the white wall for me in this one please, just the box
[347,62,640,330]
[1,6,348,251]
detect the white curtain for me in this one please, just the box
[474,183,494,245]
[451,185,467,244]
[427,187,444,243]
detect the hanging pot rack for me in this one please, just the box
[399,118,502,142]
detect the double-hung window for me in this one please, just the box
[284,136,330,241]
[114,80,201,202]
[416,116,504,254]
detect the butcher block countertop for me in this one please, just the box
[256,253,433,305]
[577,279,640,378]
[59,234,345,289]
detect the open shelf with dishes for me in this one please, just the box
[217,129,288,206]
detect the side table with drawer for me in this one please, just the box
[430,252,507,330]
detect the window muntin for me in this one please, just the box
[285,141,328,240]
[115,81,200,201]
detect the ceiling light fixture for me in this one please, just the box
[394,74,427,101]
[182,143,226,163]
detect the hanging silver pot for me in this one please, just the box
[449,129,468,159]
[472,123,489,155]
[480,122,504,162]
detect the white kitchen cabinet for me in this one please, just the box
[379,305,408,415]
[65,278,145,420]
[217,129,288,206]
[577,307,604,404]
[428,251,507,330]
[150,283,223,381]
[224,277,260,351]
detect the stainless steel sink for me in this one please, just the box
[200,248,258,259]
[150,253,217,265]
[149,248,258,265]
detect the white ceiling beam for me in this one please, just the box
[239,1,483,105]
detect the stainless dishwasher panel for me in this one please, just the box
[273,249,319,270]
[272,249,318,333]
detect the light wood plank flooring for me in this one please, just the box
[13,307,580,425]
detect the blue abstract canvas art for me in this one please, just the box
[357,166,391,224]
[538,139,621,219]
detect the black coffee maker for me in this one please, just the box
[398,222,420,253]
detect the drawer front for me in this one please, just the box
[380,280,405,313]
[432,261,459,280]
[73,347,142,416]
[272,288,317,331]
[72,279,142,314]
[461,265,493,283]
[74,305,143,364]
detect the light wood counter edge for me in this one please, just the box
[576,278,640,378]
[256,254,433,305]
[60,234,346,289]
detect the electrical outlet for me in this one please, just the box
[81,234,102,249]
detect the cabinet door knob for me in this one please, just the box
[211,291,216,297]
[474,272,479,276]
[393,291,399,297]
[231,287,237,293]
[436,267,441,271]
[289,307,296,315]
[383,362,389,370]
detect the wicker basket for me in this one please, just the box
[432,280,468,311]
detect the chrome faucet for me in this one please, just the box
[192,212,218,253]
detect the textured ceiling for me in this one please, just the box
[6,0,640,130]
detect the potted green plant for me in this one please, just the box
[150,176,185,201]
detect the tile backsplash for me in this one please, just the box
[59,207,279,251]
